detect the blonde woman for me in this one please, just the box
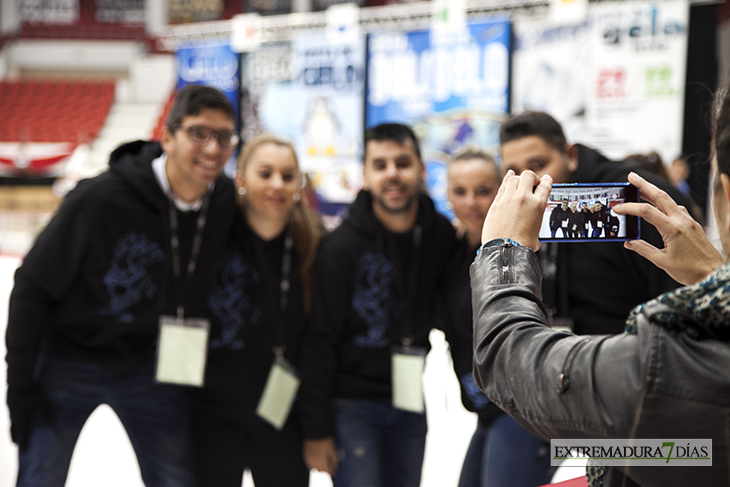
[443,147,554,487]
[189,133,323,487]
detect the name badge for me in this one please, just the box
[391,346,426,414]
[562,221,568,228]
[597,221,603,228]
[572,224,577,231]
[257,356,300,430]
[155,315,210,387]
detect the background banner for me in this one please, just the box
[176,42,241,174]
[586,0,688,163]
[513,0,689,165]
[366,20,511,218]
[241,35,366,219]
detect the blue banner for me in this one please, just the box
[176,42,240,116]
[366,20,511,217]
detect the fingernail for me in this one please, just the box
[506,169,515,176]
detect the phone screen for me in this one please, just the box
[538,183,640,242]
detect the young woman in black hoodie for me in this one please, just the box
[443,147,554,487]
[188,133,323,487]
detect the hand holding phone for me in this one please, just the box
[614,172,724,285]
[481,170,552,251]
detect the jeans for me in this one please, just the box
[17,353,193,487]
[332,398,427,487]
[190,406,309,487]
[457,414,553,487]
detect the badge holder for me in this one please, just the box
[391,342,427,414]
[155,312,210,387]
[256,348,300,430]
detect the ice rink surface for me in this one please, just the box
[0,254,583,487]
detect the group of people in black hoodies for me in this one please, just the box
[549,199,619,239]
[5,83,701,487]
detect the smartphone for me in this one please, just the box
[538,183,640,242]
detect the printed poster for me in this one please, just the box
[512,0,688,164]
[366,20,511,218]
[241,35,366,219]
[586,0,688,163]
[512,19,593,147]
[176,42,241,174]
[22,0,79,24]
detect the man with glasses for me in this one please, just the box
[5,84,238,487]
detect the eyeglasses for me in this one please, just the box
[178,125,240,149]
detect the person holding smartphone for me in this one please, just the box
[470,82,730,487]
[188,133,323,487]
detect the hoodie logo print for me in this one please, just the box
[208,251,262,350]
[99,231,166,323]
[352,251,397,348]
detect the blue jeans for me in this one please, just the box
[332,398,427,487]
[17,353,193,487]
[457,414,554,487]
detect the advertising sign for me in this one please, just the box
[22,0,78,24]
[176,43,241,174]
[586,0,688,162]
[241,35,366,219]
[177,42,240,115]
[513,0,689,164]
[168,0,222,24]
[512,19,593,144]
[366,20,511,217]
[95,0,144,23]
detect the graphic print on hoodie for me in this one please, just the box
[352,251,400,348]
[99,231,166,323]
[207,249,263,351]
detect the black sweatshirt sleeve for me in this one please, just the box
[6,181,96,389]
[299,239,349,439]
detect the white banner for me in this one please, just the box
[586,0,688,163]
[513,0,689,164]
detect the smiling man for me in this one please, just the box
[5,85,238,487]
[300,123,456,487]
[499,111,693,335]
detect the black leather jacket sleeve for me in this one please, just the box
[469,244,644,442]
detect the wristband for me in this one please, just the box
[476,238,521,256]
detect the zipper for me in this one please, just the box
[498,242,515,284]
[558,338,590,393]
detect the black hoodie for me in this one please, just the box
[6,141,235,389]
[299,189,456,439]
[188,212,307,422]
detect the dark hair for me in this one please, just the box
[625,151,670,181]
[166,84,236,133]
[364,123,421,161]
[500,111,567,153]
[714,81,730,180]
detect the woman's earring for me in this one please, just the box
[238,187,246,196]
[293,192,301,202]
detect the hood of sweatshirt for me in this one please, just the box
[108,140,166,210]
[342,189,440,239]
